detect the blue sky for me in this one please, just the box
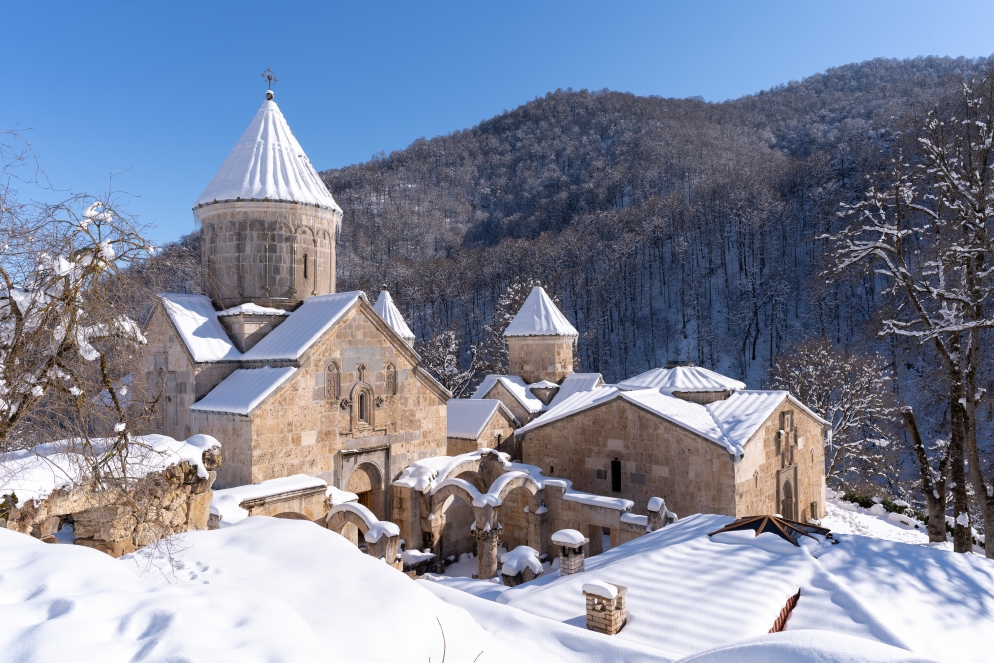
[5,0,994,244]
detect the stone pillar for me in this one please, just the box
[526,505,549,556]
[583,582,628,635]
[425,512,447,573]
[647,497,677,532]
[473,525,502,579]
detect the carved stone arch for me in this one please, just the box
[430,480,477,520]
[493,472,541,504]
[345,462,383,519]
[326,507,372,537]
[350,381,375,430]
[437,457,483,484]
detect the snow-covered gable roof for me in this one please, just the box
[189,366,297,416]
[447,399,517,439]
[519,387,741,455]
[706,390,789,449]
[373,290,415,342]
[241,292,363,361]
[472,375,544,414]
[503,287,578,337]
[159,293,241,362]
[547,372,603,408]
[194,94,341,215]
[618,366,746,393]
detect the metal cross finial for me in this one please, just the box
[261,68,278,90]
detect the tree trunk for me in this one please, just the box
[963,399,994,558]
[949,386,973,553]
[900,407,948,543]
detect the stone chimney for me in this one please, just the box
[583,581,628,635]
[552,528,587,575]
[504,287,578,384]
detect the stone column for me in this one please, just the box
[424,512,446,573]
[473,525,502,579]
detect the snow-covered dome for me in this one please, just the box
[617,366,746,393]
[503,287,578,337]
[194,92,341,213]
[374,290,415,342]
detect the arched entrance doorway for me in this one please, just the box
[346,463,383,520]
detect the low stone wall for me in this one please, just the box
[3,447,222,557]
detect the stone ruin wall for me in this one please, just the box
[2,447,222,558]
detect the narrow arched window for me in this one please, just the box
[303,254,309,279]
[385,363,396,396]
[358,390,369,424]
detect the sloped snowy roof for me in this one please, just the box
[617,366,746,393]
[447,399,517,440]
[706,390,789,448]
[189,366,297,415]
[241,292,363,361]
[486,514,909,660]
[503,287,578,337]
[547,373,603,408]
[472,375,544,414]
[217,303,289,317]
[159,293,241,362]
[194,94,341,214]
[373,290,415,341]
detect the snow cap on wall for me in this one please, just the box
[503,287,579,338]
[374,289,415,342]
[194,93,341,215]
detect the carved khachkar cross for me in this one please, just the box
[356,364,366,381]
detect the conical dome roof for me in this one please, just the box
[194,92,341,214]
[503,286,578,337]
[374,290,415,342]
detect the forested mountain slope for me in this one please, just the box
[322,56,990,388]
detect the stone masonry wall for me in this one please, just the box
[507,336,576,384]
[195,303,449,516]
[733,400,826,521]
[196,200,340,310]
[521,399,737,518]
[140,307,238,441]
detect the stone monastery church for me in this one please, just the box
[141,91,828,572]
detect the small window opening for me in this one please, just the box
[303,254,309,279]
[549,466,554,476]
[358,391,369,424]
[611,458,622,492]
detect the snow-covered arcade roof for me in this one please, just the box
[189,366,297,416]
[503,287,579,338]
[447,399,518,440]
[193,93,342,215]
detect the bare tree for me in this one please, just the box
[769,336,894,488]
[900,407,950,543]
[826,70,994,554]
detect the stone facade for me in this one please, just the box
[195,200,340,311]
[218,312,288,352]
[140,306,238,440]
[518,397,826,521]
[191,302,449,520]
[506,336,576,384]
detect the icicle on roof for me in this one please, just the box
[194,91,341,215]
[374,289,415,342]
[503,287,579,337]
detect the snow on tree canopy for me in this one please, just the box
[373,289,415,342]
[617,366,746,393]
[241,292,363,361]
[189,366,297,415]
[160,293,242,362]
[193,93,341,216]
[447,399,514,439]
[502,286,579,337]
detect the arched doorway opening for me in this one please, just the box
[347,463,383,520]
